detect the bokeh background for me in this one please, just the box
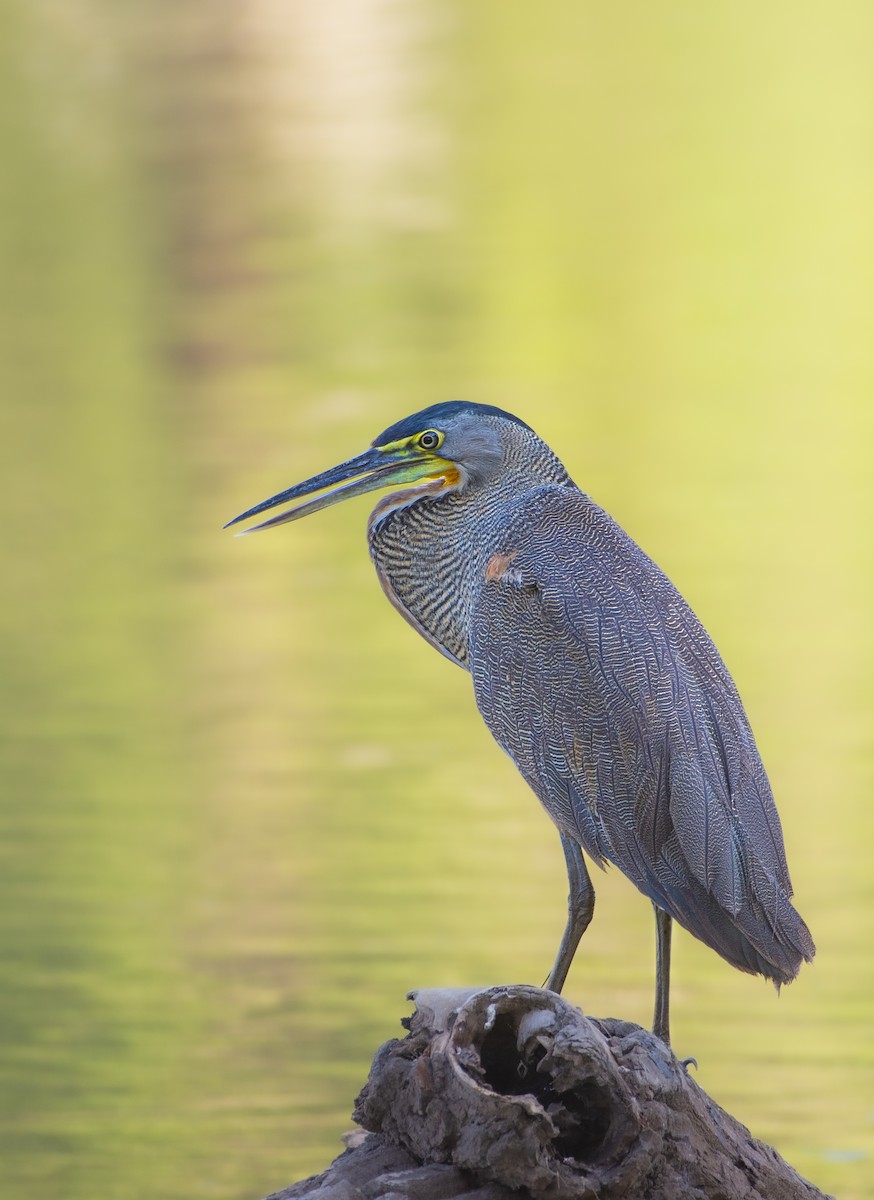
[2,2,873,1198]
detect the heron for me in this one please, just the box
[226,401,815,1047]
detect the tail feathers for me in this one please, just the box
[745,854,816,969]
[656,847,815,984]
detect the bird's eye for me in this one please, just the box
[417,430,442,451]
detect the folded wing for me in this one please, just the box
[469,487,815,982]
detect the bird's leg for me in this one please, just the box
[652,904,673,1046]
[545,834,595,993]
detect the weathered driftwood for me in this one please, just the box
[267,985,831,1200]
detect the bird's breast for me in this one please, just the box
[367,481,573,670]
[368,491,492,668]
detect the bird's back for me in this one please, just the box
[467,485,815,984]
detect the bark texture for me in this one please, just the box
[267,986,831,1200]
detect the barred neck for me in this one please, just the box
[367,425,574,666]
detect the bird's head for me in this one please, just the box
[224,401,544,534]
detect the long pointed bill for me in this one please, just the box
[224,447,446,534]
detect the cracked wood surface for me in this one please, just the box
[266,986,831,1200]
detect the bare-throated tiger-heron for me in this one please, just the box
[226,402,815,1046]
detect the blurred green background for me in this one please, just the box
[2,2,873,1197]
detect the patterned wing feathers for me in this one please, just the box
[469,488,814,985]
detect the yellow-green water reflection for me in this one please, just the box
[2,3,873,1198]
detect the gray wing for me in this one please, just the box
[469,487,814,982]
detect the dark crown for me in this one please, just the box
[373,401,533,447]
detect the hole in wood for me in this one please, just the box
[477,1009,614,1163]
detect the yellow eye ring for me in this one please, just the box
[418,429,442,451]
